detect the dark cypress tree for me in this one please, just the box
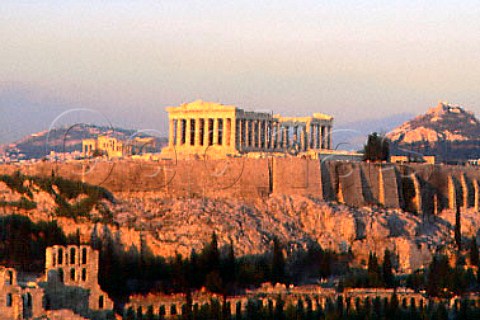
[382,249,395,288]
[189,249,201,289]
[274,294,285,320]
[222,239,236,293]
[368,252,382,287]
[271,237,286,284]
[455,206,462,251]
[208,232,220,272]
[363,132,390,162]
[470,236,479,266]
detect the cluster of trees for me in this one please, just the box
[343,250,395,289]
[342,248,480,299]
[94,232,346,303]
[406,253,479,298]
[123,294,480,320]
[0,214,68,272]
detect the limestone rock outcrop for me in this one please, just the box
[387,102,480,160]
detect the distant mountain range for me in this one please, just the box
[1,124,166,160]
[3,103,480,162]
[387,102,480,161]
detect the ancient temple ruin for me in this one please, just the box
[161,100,334,159]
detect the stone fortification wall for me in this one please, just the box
[2,160,480,214]
[272,158,322,198]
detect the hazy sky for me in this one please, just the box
[1,1,480,144]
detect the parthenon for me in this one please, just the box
[161,100,333,159]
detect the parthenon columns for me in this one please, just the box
[168,119,175,147]
[194,118,201,146]
[169,117,237,148]
[167,117,333,153]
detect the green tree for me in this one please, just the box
[470,236,479,266]
[367,252,382,287]
[426,254,452,297]
[363,132,390,162]
[221,239,236,293]
[382,249,395,288]
[271,237,286,284]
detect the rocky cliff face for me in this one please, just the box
[2,172,478,274]
[110,193,479,273]
[387,102,480,160]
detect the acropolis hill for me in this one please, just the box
[2,158,480,273]
[2,101,480,273]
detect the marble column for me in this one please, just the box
[245,119,252,148]
[256,120,261,149]
[213,118,219,145]
[327,126,332,149]
[169,119,175,147]
[316,124,323,149]
[204,118,210,146]
[321,126,326,149]
[301,126,306,151]
[268,121,274,150]
[186,118,192,146]
[276,123,282,150]
[236,119,241,150]
[311,124,315,149]
[263,120,268,150]
[194,118,201,146]
[223,118,229,146]
[176,119,183,146]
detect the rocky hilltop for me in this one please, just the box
[2,161,480,274]
[387,102,480,161]
[2,124,165,161]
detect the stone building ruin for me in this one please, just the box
[83,135,156,159]
[0,267,44,319]
[45,245,113,314]
[161,100,334,159]
[0,245,113,319]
